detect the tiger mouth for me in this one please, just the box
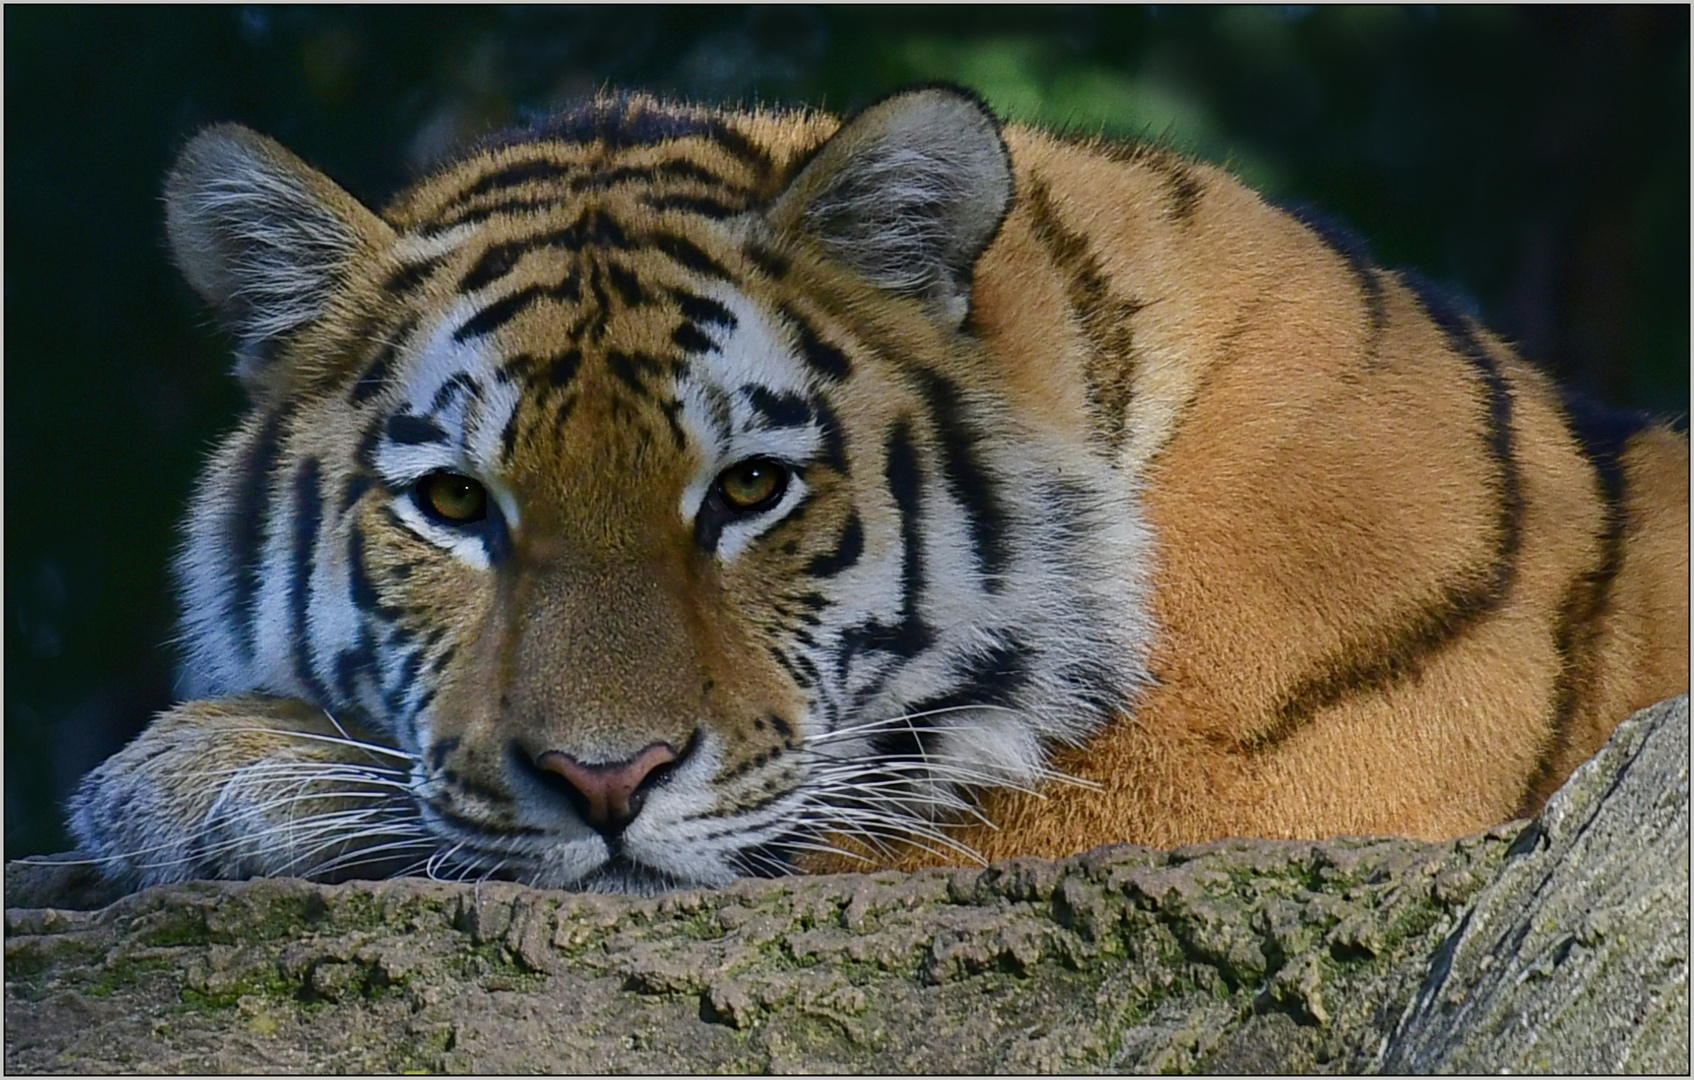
[571,856,698,896]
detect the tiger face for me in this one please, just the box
[166,89,1152,893]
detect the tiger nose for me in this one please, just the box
[532,743,679,836]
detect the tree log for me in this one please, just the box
[5,696,1686,1074]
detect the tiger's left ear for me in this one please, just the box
[768,86,1013,328]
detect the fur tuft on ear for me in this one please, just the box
[164,124,390,384]
[769,86,1013,327]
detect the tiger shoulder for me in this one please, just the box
[67,85,1688,893]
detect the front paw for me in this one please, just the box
[67,696,424,889]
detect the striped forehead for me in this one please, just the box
[673,288,840,464]
[363,264,846,509]
[366,299,522,487]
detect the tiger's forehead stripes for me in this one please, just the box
[387,98,783,239]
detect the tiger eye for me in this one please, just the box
[716,458,787,513]
[417,472,488,525]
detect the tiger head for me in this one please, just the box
[166,87,1151,893]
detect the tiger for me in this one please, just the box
[67,86,1688,896]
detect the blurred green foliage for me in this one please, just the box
[5,6,1687,858]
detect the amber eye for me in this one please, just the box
[416,471,488,525]
[715,457,788,513]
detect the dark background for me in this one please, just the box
[6,6,1688,859]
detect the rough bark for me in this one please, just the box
[4,696,1686,1074]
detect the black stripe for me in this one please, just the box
[904,634,1035,717]
[912,369,1010,592]
[672,322,717,354]
[866,725,930,770]
[423,154,755,233]
[435,765,520,808]
[744,241,790,280]
[229,409,290,662]
[346,526,388,617]
[811,395,849,475]
[1247,275,1523,748]
[492,98,726,155]
[1153,158,1204,223]
[422,196,563,234]
[780,304,850,382]
[606,350,664,397]
[703,117,774,177]
[386,414,450,446]
[454,273,582,342]
[457,244,524,293]
[766,644,806,687]
[835,419,933,668]
[429,737,460,772]
[805,511,863,578]
[430,373,480,414]
[669,289,737,330]
[354,420,383,473]
[650,232,730,280]
[545,348,584,389]
[1516,394,1646,811]
[604,261,646,307]
[290,458,331,706]
[1408,274,1523,580]
[642,192,744,218]
[1278,201,1387,341]
[457,211,633,294]
[791,651,821,689]
[432,160,752,232]
[382,256,444,296]
[349,316,417,406]
[451,158,578,206]
[427,800,536,835]
[470,96,770,180]
[714,743,785,785]
[500,409,524,461]
[744,385,811,429]
[429,644,456,676]
[1094,139,1205,224]
[575,158,739,192]
[1025,178,1143,448]
[340,473,373,514]
[386,643,427,721]
[584,263,612,342]
[552,396,577,435]
[886,418,927,638]
[334,627,378,707]
[1560,392,1655,490]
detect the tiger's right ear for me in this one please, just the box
[165,124,393,386]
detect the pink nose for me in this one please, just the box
[533,743,679,834]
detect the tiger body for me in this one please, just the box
[69,88,1688,893]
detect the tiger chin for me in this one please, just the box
[68,85,1688,898]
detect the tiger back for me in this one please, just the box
[68,86,1689,893]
